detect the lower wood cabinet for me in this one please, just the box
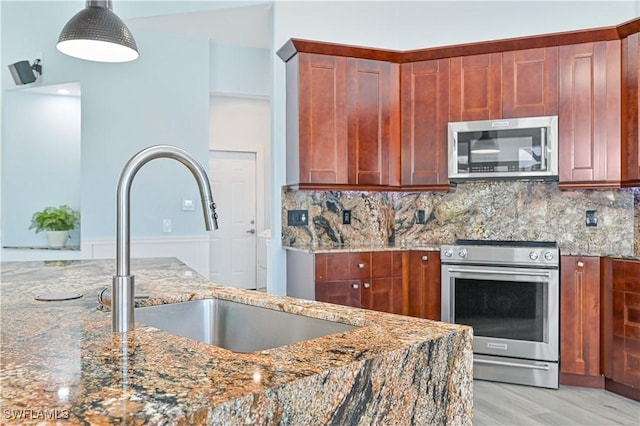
[408,251,441,321]
[288,250,440,318]
[315,251,405,315]
[602,258,640,400]
[315,280,361,307]
[560,256,602,387]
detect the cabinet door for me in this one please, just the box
[296,53,348,185]
[366,252,405,314]
[558,41,621,187]
[622,33,640,186]
[315,253,351,282]
[610,260,640,391]
[346,59,400,186]
[502,47,558,118]
[450,53,502,121]
[560,256,602,386]
[362,277,404,314]
[408,251,441,321]
[316,280,361,308]
[400,60,450,187]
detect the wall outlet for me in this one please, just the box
[586,210,598,227]
[287,210,308,226]
[416,210,426,224]
[343,210,352,225]
[162,218,172,233]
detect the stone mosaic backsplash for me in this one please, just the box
[282,182,640,258]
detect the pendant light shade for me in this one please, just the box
[57,0,138,63]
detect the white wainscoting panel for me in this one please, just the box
[81,236,210,278]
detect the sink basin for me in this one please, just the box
[135,299,357,352]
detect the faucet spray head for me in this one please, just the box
[206,200,219,231]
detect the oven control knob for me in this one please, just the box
[458,248,468,258]
[443,248,453,257]
[529,251,539,260]
[544,251,554,261]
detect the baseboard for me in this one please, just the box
[559,372,604,388]
[604,378,640,402]
[81,236,210,277]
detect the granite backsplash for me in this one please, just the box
[282,182,640,258]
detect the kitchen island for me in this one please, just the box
[0,258,472,425]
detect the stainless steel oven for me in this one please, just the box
[441,240,559,389]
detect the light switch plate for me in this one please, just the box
[287,210,308,226]
[343,210,351,225]
[586,210,598,227]
[182,199,195,211]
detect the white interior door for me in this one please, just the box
[208,150,257,289]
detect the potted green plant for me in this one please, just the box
[29,205,80,248]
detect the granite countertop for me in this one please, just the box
[283,242,441,254]
[283,242,640,261]
[0,257,472,425]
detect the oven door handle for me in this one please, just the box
[446,267,551,277]
[475,358,550,371]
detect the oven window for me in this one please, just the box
[453,278,545,342]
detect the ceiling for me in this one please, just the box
[126,3,273,49]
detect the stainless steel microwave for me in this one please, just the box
[448,115,558,181]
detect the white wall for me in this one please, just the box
[1,1,213,252]
[1,91,81,246]
[210,43,271,97]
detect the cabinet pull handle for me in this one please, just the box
[363,283,370,288]
[577,261,584,268]
[422,255,429,261]
[358,263,365,269]
[352,283,359,289]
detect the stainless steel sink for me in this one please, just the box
[135,299,357,352]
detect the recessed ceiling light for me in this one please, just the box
[57,89,70,95]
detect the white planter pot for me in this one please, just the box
[47,230,70,248]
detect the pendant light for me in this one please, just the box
[470,131,501,154]
[57,0,139,63]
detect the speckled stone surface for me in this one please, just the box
[0,258,472,425]
[282,182,640,259]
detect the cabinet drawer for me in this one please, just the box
[315,253,371,281]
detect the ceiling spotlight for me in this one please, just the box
[8,59,42,85]
[57,0,139,63]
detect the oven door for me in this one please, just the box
[441,264,559,362]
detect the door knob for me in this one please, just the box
[246,229,256,234]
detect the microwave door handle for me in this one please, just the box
[540,127,546,171]
[447,267,551,278]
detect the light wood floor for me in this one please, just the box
[474,380,640,425]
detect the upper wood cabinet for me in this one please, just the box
[400,59,450,188]
[558,41,622,188]
[450,53,502,121]
[281,18,638,191]
[560,256,602,387]
[502,47,559,118]
[286,52,400,189]
[622,32,640,187]
[288,53,348,186]
[346,59,401,187]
